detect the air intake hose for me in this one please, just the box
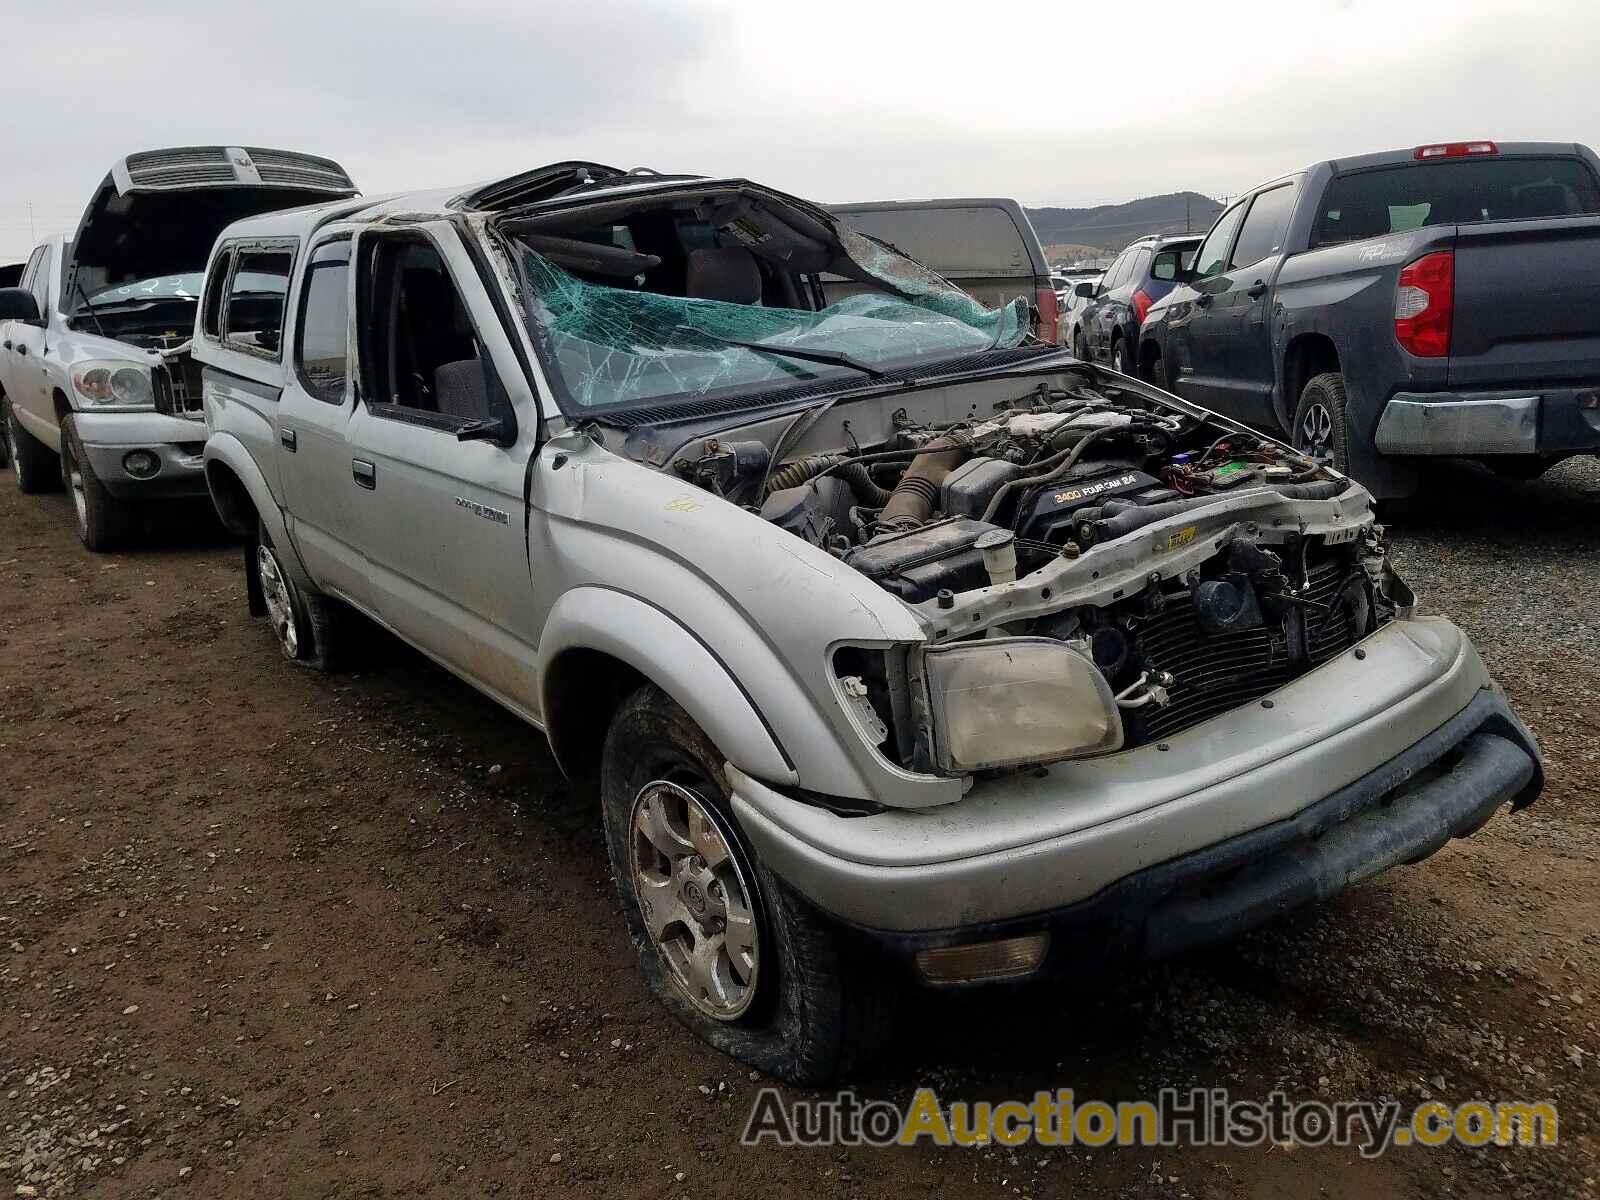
[765,454,893,508]
[877,435,971,531]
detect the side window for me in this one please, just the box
[1124,248,1153,288]
[18,246,43,295]
[1098,252,1128,293]
[29,245,52,316]
[1229,183,1297,270]
[294,239,351,404]
[357,235,506,427]
[1151,247,1184,281]
[222,250,293,358]
[201,249,232,340]
[1192,203,1248,279]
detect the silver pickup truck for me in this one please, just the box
[194,162,1542,1084]
[0,146,355,549]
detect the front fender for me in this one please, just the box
[539,586,796,786]
[202,432,313,588]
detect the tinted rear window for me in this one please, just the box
[835,206,1035,277]
[1313,156,1600,246]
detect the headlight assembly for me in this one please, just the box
[922,637,1123,773]
[71,361,155,410]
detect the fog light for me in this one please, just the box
[914,932,1049,984]
[122,450,160,479]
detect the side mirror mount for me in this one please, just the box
[0,287,43,326]
[455,415,517,448]
[1074,281,1095,298]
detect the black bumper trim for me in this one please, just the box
[841,688,1542,977]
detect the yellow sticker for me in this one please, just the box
[665,495,704,513]
[1162,526,1197,552]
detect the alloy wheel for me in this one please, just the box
[256,544,300,657]
[628,779,759,1021]
[64,441,89,537]
[1299,401,1335,465]
[5,411,19,481]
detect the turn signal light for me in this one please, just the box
[915,933,1050,984]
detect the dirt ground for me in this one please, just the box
[2,459,1597,1199]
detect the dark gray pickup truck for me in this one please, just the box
[1136,141,1600,497]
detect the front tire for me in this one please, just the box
[600,685,894,1084]
[5,399,59,496]
[1144,347,1170,391]
[1072,329,1088,362]
[1110,336,1130,375]
[1292,372,1353,476]
[60,415,137,552]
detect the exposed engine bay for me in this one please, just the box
[672,367,1407,759]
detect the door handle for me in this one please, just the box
[1193,293,1213,308]
[352,458,376,489]
[280,428,297,451]
[1246,282,1268,298]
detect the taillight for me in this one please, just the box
[1034,285,1060,343]
[1414,140,1498,160]
[1394,250,1454,357]
[1131,288,1153,325]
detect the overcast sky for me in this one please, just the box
[3,0,1597,260]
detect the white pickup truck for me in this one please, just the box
[0,146,356,549]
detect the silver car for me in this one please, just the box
[0,146,356,549]
[193,162,1542,1084]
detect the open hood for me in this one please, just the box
[66,146,358,296]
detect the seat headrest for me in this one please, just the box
[686,247,762,305]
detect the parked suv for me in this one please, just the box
[196,161,1540,1084]
[830,198,1061,342]
[1136,140,1600,496]
[1073,234,1200,374]
[0,146,356,548]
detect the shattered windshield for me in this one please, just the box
[515,226,1028,412]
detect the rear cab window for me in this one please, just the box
[1313,156,1600,246]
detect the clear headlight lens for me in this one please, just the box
[923,637,1123,773]
[71,361,155,410]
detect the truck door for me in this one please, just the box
[1168,200,1247,412]
[1198,181,1297,428]
[5,245,56,447]
[343,226,541,718]
[273,234,379,609]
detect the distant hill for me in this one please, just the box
[1026,192,1222,253]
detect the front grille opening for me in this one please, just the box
[1116,546,1384,747]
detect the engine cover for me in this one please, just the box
[1016,468,1164,543]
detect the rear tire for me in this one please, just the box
[253,522,340,670]
[1292,372,1353,476]
[600,685,895,1085]
[4,399,59,496]
[60,414,137,552]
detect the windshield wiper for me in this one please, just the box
[684,329,888,380]
[71,275,108,338]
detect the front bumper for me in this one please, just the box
[730,618,1541,962]
[75,409,209,499]
[1374,386,1600,456]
